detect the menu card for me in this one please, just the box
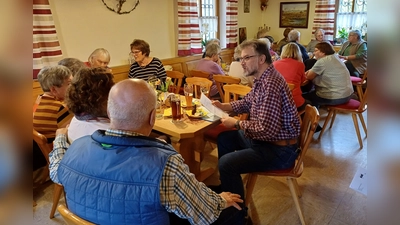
[199,93,229,119]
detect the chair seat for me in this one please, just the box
[204,124,236,142]
[329,99,360,110]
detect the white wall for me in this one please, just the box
[49,0,317,67]
[49,0,176,66]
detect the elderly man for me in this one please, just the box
[213,39,301,222]
[86,48,111,72]
[49,79,243,225]
[281,29,309,63]
[338,29,367,77]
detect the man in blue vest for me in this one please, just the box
[51,79,244,225]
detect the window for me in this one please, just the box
[336,0,367,38]
[198,0,218,43]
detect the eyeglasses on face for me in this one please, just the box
[238,55,259,62]
[131,50,142,54]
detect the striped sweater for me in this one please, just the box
[33,95,73,139]
[128,57,167,81]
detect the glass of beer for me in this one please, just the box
[184,84,193,107]
[171,94,182,121]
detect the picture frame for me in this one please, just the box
[239,27,247,44]
[244,0,250,13]
[279,2,310,28]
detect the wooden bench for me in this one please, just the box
[32,49,234,103]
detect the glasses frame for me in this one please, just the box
[238,55,259,63]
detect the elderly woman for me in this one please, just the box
[259,37,280,62]
[65,67,114,143]
[229,46,254,87]
[275,27,293,55]
[86,48,111,69]
[33,65,73,138]
[128,39,167,82]
[338,30,367,77]
[273,43,307,112]
[33,65,73,170]
[303,42,353,108]
[306,28,326,57]
[195,43,226,97]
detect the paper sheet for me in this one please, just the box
[349,166,367,196]
[199,93,229,118]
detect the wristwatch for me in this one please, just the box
[235,120,241,130]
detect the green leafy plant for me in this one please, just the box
[337,27,349,39]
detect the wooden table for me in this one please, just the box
[153,113,220,182]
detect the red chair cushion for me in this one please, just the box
[330,99,360,110]
[204,124,236,142]
[350,76,363,85]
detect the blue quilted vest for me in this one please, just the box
[58,130,177,225]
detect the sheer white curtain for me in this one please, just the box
[336,12,367,35]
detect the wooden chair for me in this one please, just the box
[288,83,295,91]
[318,88,368,149]
[203,84,252,145]
[189,69,210,78]
[213,75,241,103]
[166,70,184,94]
[244,105,319,225]
[33,129,66,219]
[350,69,367,102]
[185,77,212,98]
[57,205,95,225]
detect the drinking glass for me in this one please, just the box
[168,84,177,94]
[148,75,160,90]
[170,94,182,121]
[184,84,193,107]
[155,100,164,120]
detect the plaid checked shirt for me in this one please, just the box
[49,129,226,225]
[231,64,300,141]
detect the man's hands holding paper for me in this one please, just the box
[211,100,232,112]
[220,117,237,129]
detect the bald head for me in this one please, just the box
[107,79,157,134]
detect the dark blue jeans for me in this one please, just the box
[217,130,299,221]
[303,90,351,109]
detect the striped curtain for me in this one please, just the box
[33,0,63,79]
[312,0,335,41]
[226,0,238,48]
[177,0,202,56]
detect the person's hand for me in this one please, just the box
[338,55,345,59]
[221,117,237,129]
[56,127,68,136]
[219,192,243,210]
[212,100,223,109]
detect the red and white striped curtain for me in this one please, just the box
[312,0,336,41]
[177,0,202,56]
[226,0,238,48]
[33,0,63,79]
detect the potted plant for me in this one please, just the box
[336,27,349,44]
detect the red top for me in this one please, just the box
[273,58,306,108]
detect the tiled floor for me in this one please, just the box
[33,108,367,225]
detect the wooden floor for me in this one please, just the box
[33,108,367,225]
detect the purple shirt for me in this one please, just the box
[195,59,226,97]
[230,64,300,141]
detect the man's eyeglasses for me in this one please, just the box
[238,55,259,62]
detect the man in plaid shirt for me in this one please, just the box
[213,39,301,221]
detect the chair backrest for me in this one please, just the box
[223,84,252,103]
[358,88,368,111]
[213,75,241,102]
[185,77,213,98]
[294,105,319,176]
[189,70,210,78]
[361,69,368,82]
[33,129,52,164]
[57,205,95,225]
[223,84,252,120]
[166,70,184,94]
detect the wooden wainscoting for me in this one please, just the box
[32,48,234,104]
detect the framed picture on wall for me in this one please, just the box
[279,2,310,28]
[244,0,250,13]
[239,27,247,44]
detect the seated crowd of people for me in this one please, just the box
[33,29,366,224]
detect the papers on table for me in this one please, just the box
[199,93,229,119]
